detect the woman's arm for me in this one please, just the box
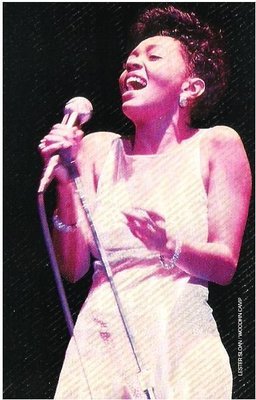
[123,126,251,285]
[171,126,252,285]
[39,129,120,283]
[52,181,91,283]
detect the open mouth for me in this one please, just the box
[125,76,147,91]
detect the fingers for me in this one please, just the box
[123,212,154,230]
[45,128,84,150]
[144,210,165,223]
[123,209,165,239]
[39,141,68,156]
[123,210,147,225]
[38,124,84,160]
[123,208,168,251]
[41,133,74,146]
[123,208,165,226]
[49,124,83,140]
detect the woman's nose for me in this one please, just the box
[125,57,143,72]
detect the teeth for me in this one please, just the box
[126,76,147,90]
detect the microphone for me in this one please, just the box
[38,97,93,193]
[63,96,93,126]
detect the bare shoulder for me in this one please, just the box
[82,131,120,152]
[79,131,120,167]
[201,125,244,148]
[202,125,252,190]
[201,125,251,165]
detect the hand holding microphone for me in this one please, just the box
[38,97,93,191]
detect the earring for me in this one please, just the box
[179,95,188,108]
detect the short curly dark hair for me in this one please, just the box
[128,5,228,123]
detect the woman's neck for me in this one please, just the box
[132,114,195,155]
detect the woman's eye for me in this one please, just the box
[148,54,162,61]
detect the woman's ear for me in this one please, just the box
[181,77,205,100]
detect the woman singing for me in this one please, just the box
[38,5,251,399]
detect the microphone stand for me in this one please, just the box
[37,151,156,398]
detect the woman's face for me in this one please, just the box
[119,35,189,122]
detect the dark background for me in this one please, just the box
[4,3,255,399]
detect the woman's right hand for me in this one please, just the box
[38,122,84,185]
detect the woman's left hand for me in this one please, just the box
[123,208,170,252]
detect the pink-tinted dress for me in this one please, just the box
[54,132,233,399]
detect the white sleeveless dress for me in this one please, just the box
[54,132,233,399]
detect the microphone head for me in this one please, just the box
[64,97,93,125]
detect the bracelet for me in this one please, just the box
[159,238,182,270]
[52,213,80,233]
